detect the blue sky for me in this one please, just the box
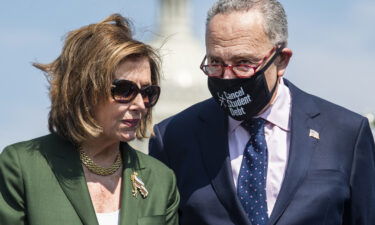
[1,0,374,150]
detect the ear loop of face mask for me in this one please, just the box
[253,45,284,97]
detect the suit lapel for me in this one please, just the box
[43,136,150,225]
[197,99,251,225]
[42,134,98,225]
[119,142,150,225]
[268,80,321,225]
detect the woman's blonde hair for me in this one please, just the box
[34,14,161,145]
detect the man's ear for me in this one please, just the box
[276,48,292,77]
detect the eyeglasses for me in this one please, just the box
[111,79,161,108]
[200,46,278,78]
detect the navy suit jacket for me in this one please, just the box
[149,80,375,225]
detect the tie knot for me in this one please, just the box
[241,118,265,136]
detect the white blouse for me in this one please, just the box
[96,210,120,225]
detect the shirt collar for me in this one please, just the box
[228,78,291,133]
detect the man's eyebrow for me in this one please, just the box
[206,55,223,61]
[208,54,259,59]
[231,54,261,62]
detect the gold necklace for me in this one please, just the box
[79,149,122,176]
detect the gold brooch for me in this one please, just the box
[131,172,148,198]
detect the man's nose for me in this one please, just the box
[222,65,237,79]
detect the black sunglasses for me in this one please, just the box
[111,79,161,108]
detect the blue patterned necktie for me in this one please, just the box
[237,118,269,225]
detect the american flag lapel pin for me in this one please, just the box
[309,129,320,140]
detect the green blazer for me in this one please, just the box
[0,133,179,225]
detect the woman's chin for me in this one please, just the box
[118,132,136,142]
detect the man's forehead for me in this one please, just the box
[206,11,269,42]
[207,10,265,34]
[205,10,272,59]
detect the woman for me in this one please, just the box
[0,14,179,225]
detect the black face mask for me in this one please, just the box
[208,48,282,121]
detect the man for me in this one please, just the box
[149,0,375,224]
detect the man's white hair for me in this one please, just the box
[206,0,288,46]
